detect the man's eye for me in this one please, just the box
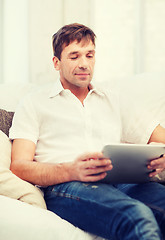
[87,55,94,58]
[70,56,78,60]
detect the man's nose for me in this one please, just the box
[78,57,88,69]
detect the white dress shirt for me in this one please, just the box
[9,79,158,164]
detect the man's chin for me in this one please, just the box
[77,79,91,88]
[77,75,92,82]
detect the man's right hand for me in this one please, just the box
[70,152,113,182]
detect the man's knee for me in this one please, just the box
[114,200,160,239]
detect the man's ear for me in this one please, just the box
[53,56,60,71]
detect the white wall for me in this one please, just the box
[2,0,29,83]
[1,0,165,84]
[28,0,63,83]
[93,0,136,82]
[93,0,165,82]
[144,0,165,72]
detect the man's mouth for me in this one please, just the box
[75,73,90,76]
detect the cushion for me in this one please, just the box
[0,130,46,209]
[0,195,104,240]
[0,109,14,137]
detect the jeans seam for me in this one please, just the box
[50,191,80,201]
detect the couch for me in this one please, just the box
[0,72,165,240]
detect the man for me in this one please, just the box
[10,23,165,240]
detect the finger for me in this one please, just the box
[85,158,112,169]
[85,164,113,175]
[149,156,165,168]
[149,169,163,178]
[149,171,157,178]
[77,152,105,161]
[83,172,107,182]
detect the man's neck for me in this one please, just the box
[61,80,90,104]
[68,86,90,104]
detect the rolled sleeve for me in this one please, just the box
[9,95,39,144]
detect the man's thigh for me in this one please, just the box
[43,182,157,239]
[116,182,165,209]
[43,181,133,210]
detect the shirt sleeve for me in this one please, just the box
[9,94,39,144]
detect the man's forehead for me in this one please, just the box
[62,40,95,55]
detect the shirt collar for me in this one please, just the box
[89,82,105,97]
[49,79,105,98]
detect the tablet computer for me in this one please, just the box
[101,143,165,184]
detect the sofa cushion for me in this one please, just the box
[0,109,14,137]
[0,195,103,240]
[0,130,46,209]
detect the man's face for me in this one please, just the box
[53,39,95,90]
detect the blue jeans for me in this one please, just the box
[43,182,165,240]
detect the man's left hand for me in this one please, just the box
[148,154,165,177]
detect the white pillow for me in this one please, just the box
[0,130,46,209]
[0,195,104,240]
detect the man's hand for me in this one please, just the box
[148,141,165,177]
[148,154,165,177]
[71,152,113,182]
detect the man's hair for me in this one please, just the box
[52,23,96,60]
